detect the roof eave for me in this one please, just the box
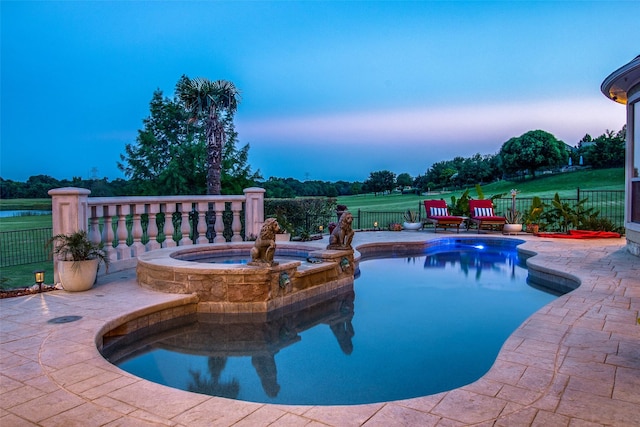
[601,55,640,104]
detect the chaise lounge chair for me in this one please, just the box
[468,199,506,233]
[423,199,464,233]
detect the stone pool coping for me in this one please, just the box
[1,232,639,426]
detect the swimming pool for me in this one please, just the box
[103,239,560,405]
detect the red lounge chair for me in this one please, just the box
[423,200,464,233]
[468,199,506,233]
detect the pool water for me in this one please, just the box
[107,242,559,405]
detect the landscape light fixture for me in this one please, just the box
[373,221,379,231]
[34,270,45,293]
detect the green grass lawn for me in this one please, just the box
[0,198,53,231]
[1,262,54,290]
[0,198,52,210]
[0,216,54,289]
[1,199,54,289]
[0,215,53,231]
[338,168,624,212]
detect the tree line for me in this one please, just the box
[0,74,626,200]
[1,126,626,200]
[356,127,625,196]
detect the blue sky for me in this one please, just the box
[1,1,635,183]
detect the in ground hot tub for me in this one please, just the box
[136,242,357,315]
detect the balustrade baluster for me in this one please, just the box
[214,201,226,243]
[116,205,131,260]
[197,202,209,244]
[163,203,177,248]
[89,205,101,246]
[102,205,117,262]
[146,204,161,251]
[131,203,145,256]
[231,201,243,242]
[179,203,193,246]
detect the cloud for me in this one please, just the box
[238,97,625,147]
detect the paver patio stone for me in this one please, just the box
[107,381,211,420]
[302,403,384,427]
[9,389,85,423]
[530,410,570,426]
[0,384,46,408]
[492,405,538,426]
[169,397,261,426]
[361,403,440,426]
[0,233,638,425]
[556,388,640,425]
[0,411,40,426]
[227,405,290,427]
[92,395,138,415]
[431,389,508,424]
[39,402,122,427]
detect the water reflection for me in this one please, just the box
[188,357,240,399]
[105,289,355,399]
[423,248,525,280]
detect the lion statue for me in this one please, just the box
[249,218,280,266]
[327,211,355,250]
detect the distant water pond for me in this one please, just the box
[0,210,52,218]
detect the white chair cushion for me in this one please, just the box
[430,207,448,216]
[474,207,494,217]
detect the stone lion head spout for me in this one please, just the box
[327,211,355,251]
[248,218,280,266]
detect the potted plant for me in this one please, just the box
[274,213,294,241]
[524,196,544,233]
[48,230,109,291]
[503,189,523,234]
[402,209,422,231]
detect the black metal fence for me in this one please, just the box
[0,228,52,268]
[578,189,625,228]
[490,189,624,231]
[311,189,625,233]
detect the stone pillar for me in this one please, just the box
[244,187,266,240]
[48,187,91,283]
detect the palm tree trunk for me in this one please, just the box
[206,108,223,196]
[206,107,224,241]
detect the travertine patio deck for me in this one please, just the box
[1,232,639,426]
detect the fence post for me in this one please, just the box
[244,187,265,240]
[48,187,91,284]
[357,209,361,230]
[577,187,580,201]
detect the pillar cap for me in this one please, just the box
[48,187,92,196]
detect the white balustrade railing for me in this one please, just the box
[49,187,266,282]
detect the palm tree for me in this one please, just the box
[176,76,240,195]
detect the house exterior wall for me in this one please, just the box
[602,55,640,256]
